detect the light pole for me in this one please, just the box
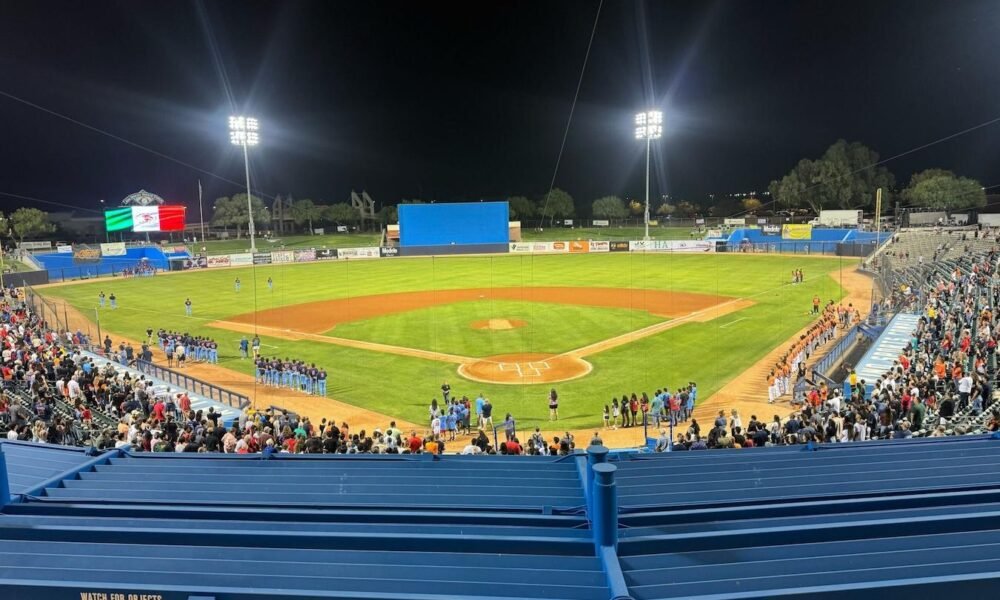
[229,116,260,253]
[635,110,663,240]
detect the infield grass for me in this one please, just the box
[41,253,856,428]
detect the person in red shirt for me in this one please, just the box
[408,431,423,453]
[505,437,523,455]
[152,399,166,422]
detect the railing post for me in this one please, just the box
[592,462,618,549]
[586,444,608,517]
[0,445,11,508]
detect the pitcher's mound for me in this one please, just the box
[458,353,591,385]
[470,318,527,331]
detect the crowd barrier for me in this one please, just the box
[135,359,249,410]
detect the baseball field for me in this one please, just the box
[38,252,853,428]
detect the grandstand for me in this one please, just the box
[4,434,1000,599]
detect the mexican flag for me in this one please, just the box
[105,205,186,232]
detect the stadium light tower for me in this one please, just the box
[635,110,663,240]
[229,116,260,252]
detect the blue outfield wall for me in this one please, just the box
[34,247,189,281]
[399,201,509,247]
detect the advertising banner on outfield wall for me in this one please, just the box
[57,245,73,254]
[707,229,724,238]
[568,241,590,253]
[229,253,253,266]
[509,243,532,253]
[316,248,338,260]
[271,250,294,263]
[763,224,781,235]
[338,247,380,259]
[207,255,231,268]
[781,224,812,240]
[379,246,399,257]
[550,241,570,253]
[610,241,630,252]
[19,241,52,250]
[630,240,715,252]
[182,256,208,270]
[589,241,610,252]
[253,252,272,265]
[100,242,126,257]
[294,249,316,262]
[592,219,610,226]
[724,218,745,226]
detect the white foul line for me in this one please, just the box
[719,317,749,329]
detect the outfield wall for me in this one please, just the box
[398,202,510,252]
[35,246,190,281]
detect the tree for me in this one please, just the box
[324,203,358,225]
[289,198,322,233]
[538,188,575,224]
[901,169,985,210]
[9,207,55,244]
[674,201,699,218]
[211,195,270,239]
[741,197,763,213]
[507,196,535,220]
[656,203,675,217]
[768,140,895,213]
[628,200,644,216]
[591,196,627,220]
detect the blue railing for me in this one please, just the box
[812,324,862,379]
[135,359,249,410]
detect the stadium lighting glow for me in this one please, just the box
[229,115,260,252]
[635,110,663,240]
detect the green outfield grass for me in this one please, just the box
[40,253,856,428]
[329,299,664,357]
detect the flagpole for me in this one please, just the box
[198,179,205,245]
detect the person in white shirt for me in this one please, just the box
[958,374,974,408]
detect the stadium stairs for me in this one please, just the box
[4,435,1000,599]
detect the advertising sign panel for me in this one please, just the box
[610,241,630,252]
[271,250,295,264]
[99,242,126,257]
[207,255,231,268]
[568,240,590,253]
[338,247,380,259]
[253,252,272,265]
[589,241,610,252]
[592,219,610,226]
[781,224,813,240]
[229,253,253,266]
[57,245,73,254]
[316,248,338,260]
[294,249,316,262]
[379,246,399,257]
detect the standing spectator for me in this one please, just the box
[548,388,559,421]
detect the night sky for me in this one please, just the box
[1,0,998,216]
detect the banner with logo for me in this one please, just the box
[294,249,316,262]
[563,219,574,226]
[207,255,231,268]
[509,242,533,253]
[18,241,52,250]
[56,245,73,254]
[379,246,399,257]
[229,253,253,266]
[592,219,610,227]
[100,242,126,257]
[549,241,570,253]
[338,247,380,259]
[73,246,102,264]
[316,248,338,260]
[567,240,590,254]
[695,218,705,225]
[757,218,768,225]
[589,241,610,252]
[781,224,812,240]
[610,241,630,252]
[271,250,295,263]
[161,245,189,255]
[707,229,723,238]
[724,218,745,227]
[253,252,272,265]
[182,256,208,270]
[763,224,781,235]
[630,240,715,253]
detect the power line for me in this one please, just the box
[538,0,603,225]
[0,89,274,201]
